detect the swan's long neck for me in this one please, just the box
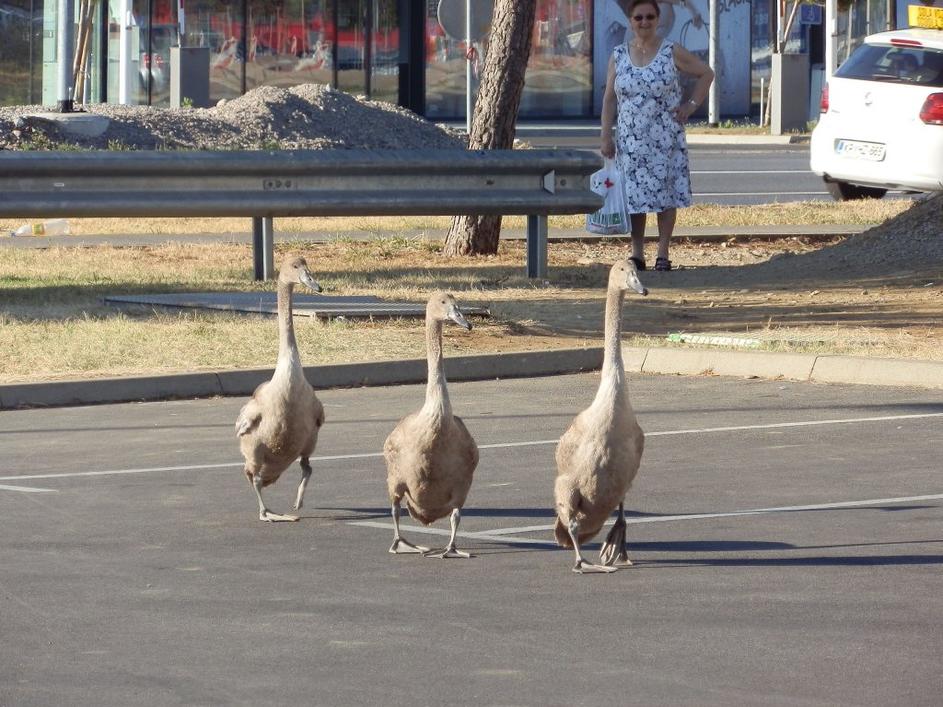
[592,285,627,410]
[422,316,452,418]
[273,279,303,383]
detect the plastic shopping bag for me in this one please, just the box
[585,158,628,235]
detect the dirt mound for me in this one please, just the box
[0,83,464,151]
[651,194,943,290]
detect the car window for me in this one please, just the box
[835,44,943,87]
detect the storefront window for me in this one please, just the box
[0,0,44,105]
[245,0,332,94]
[426,0,592,120]
[520,0,592,116]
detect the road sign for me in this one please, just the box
[437,0,492,41]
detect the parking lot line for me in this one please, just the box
[350,493,943,545]
[0,483,58,494]
[0,412,939,484]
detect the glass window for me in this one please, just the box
[426,0,593,120]
[370,0,399,104]
[245,0,332,93]
[836,44,943,88]
[520,0,592,117]
[0,0,44,105]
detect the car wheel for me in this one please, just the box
[825,180,888,201]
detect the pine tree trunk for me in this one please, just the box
[443,0,537,257]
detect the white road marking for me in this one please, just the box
[349,521,552,547]
[475,493,943,537]
[350,493,943,545]
[0,412,939,484]
[0,483,58,493]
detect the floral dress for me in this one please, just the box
[613,41,692,214]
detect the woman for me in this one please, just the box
[601,0,713,271]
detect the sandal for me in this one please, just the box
[629,256,647,271]
[654,256,672,272]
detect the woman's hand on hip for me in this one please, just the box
[675,100,697,124]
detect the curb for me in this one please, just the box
[625,347,943,389]
[2,347,941,410]
[0,348,605,410]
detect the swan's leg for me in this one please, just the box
[389,501,429,554]
[250,473,298,522]
[600,502,632,567]
[292,457,313,511]
[567,519,616,574]
[424,508,473,559]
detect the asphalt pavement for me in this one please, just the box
[1,373,940,705]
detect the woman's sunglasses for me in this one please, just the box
[632,13,657,21]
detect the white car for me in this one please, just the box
[810,25,943,200]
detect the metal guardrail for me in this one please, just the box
[0,148,603,279]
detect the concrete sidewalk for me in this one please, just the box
[2,346,941,410]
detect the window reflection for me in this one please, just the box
[424,0,592,120]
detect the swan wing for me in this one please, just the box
[235,399,262,437]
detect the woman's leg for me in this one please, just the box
[630,213,647,265]
[655,208,677,260]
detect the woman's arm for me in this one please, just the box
[672,44,714,124]
[600,55,617,158]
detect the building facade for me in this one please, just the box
[0,0,911,119]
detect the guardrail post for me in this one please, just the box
[526,214,548,279]
[252,216,275,280]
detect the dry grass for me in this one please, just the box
[1,234,939,383]
[0,199,911,239]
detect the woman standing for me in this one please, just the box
[600,0,713,272]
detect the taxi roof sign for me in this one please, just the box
[909,5,943,29]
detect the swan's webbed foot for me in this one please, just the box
[566,517,617,575]
[599,522,631,566]
[389,537,430,554]
[422,508,472,559]
[572,559,618,574]
[259,510,299,522]
[423,544,473,559]
[599,503,633,567]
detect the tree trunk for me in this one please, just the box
[443,0,537,257]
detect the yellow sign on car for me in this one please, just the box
[909,4,943,29]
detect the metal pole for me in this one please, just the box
[466,0,472,135]
[118,0,133,104]
[252,216,275,280]
[825,0,837,80]
[708,0,718,126]
[56,0,75,112]
[526,214,548,280]
[759,76,765,126]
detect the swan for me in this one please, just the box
[554,258,648,572]
[383,292,478,558]
[235,256,325,522]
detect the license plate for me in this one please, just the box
[835,139,886,161]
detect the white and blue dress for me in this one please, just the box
[612,40,693,214]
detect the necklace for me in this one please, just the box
[632,41,657,55]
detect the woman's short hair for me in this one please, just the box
[620,0,661,18]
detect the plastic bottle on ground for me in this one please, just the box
[12,218,71,236]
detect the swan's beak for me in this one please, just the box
[301,270,322,293]
[448,304,472,330]
[626,267,648,296]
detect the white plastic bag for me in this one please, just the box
[585,158,628,235]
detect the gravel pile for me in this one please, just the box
[0,83,465,151]
[751,192,943,281]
